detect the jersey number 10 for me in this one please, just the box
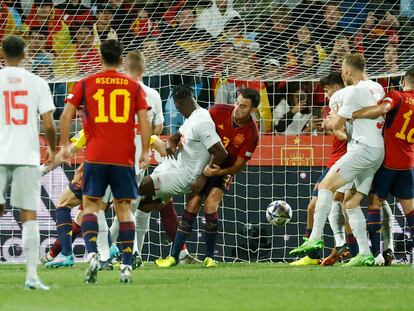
[3,90,28,125]
[93,89,131,123]
[395,110,414,143]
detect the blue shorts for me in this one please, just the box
[201,175,233,195]
[373,166,414,200]
[312,168,330,197]
[68,182,83,200]
[83,162,138,200]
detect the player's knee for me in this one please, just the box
[138,177,155,198]
[333,191,344,202]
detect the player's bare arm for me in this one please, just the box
[192,142,227,193]
[59,103,77,162]
[151,136,167,157]
[165,133,182,158]
[137,108,151,169]
[204,157,248,177]
[333,128,348,141]
[352,102,391,120]
[41,110,57,164]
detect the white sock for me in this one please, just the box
[346,207,371,255]
[381,200,394,252]
[97,210,110,261]
[110,215,120,244]
[131,210,139,254]
[328,201,346,247]
[310,189,333,240]
[22,220,40,280]
[135,209,150,255]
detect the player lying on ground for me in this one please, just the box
[290,53,385,267]
[0,36,56,290]
[290,72,359,266]
[60,39,151,284]
[352,66,414,266]
[155,88,260,268]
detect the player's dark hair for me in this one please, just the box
[343,53,366,72]
[240,88,260,108]
[100,40,123,66]
[172,85,194,102]
[404,66,414,84]
[320,72,344,88]
[1,36,25,59]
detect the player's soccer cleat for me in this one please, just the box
[203,257,218,268]
[321,245,350,266]
[289,256,321,266]
[110,244,120,259]
[99,259,114,271]
[179,253,202,264]
[155,256,177,268]
[374,253,385,266]
[40,253,54,265]
[132,252,143,269]
[25,278,50,291]
[45,253,74,268]
[84,253,99,284]
[342,253,375,267]
[120,264,132,284]
[383,249,395,266]
[289,238,324,256]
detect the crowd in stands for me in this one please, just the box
[0,0,411,133]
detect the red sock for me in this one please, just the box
[49,239,62,258]
[160,199,178,242]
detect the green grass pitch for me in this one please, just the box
[0,263,413,311]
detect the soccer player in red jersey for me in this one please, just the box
[353,66,414,266]
[155,88,260,268]
[59,39,151,283]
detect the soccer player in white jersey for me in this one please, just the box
[0,36,56,290]
[290,53,385,266]
[109,51,164,265]
[138,85,228,220]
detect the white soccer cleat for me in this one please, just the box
[374,253,385,266]
[120,264,132,284]
[25,278,50,291]
[84,253,99,284]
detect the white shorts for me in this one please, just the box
[150,160,193,202]
[0,165,41,211]
[330,141,384,195]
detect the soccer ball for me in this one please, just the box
[266,200,292,226]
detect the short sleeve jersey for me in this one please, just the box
[177,108,221,179]
[382,90,414,169]
[66,70,149,166]
[339,80,385,148]
[0,67,55,166]
[209,104,259,169]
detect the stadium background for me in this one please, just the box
[0,0,413,263]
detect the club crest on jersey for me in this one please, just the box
[234,133,245,147]
[218,124,224,129]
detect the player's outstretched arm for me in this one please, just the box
[59,103,76,162]
[151,135,167,157]
[352,102,391,120]
[333,128,348,141]
[41,110,57,164]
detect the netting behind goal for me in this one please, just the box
[1,0,414,263]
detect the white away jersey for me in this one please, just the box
[134,82,164,171]
[177,108,221,180]
[329,86,353,139]
[338,80,385,148]
[0,67,55,166]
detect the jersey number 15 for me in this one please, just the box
[3,90,28,125]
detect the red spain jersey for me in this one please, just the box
[327,136,347,168]
[382,90,414,169]
[209,104,259,169]
[66,70,149,166]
